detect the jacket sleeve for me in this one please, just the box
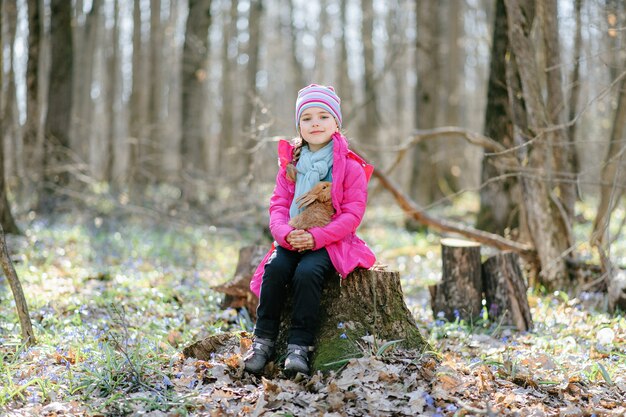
[309,160,367,250]
[269,169,296,250]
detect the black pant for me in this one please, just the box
[254,246,334,346]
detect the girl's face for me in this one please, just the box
[298,107,339,152]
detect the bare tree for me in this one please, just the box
[477,0,519,235]
[24,0,43,193]
[241,0,263,177]
[358,0,379,145]
[0,0,20,234]
[504,0,570,289]
[540,0,576,230]
[286,0,307,89]
[220,0,239,175]
[148,0,165,182]
[181,0,212,199]
[336,0,353,117]
[42,0,74,208]
[128,0,149,189]
[409,1,442,204]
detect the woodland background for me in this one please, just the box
[1,0,626,415]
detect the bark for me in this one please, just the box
[277,268,429,371]
[0,3,20,235]
[430,239,483,322]
[106,0,124,184]
[567,0,582,161]
[313,0,329,82]
[336,0,353,117]
[212,245,265,319]
[181,0,212,198]
[25,0,43,189]
[0,226,34,344]
[477,0,519,235]
[220,0,238,174]
[539,0,576,231]
[149,0,165,182]
[241,0,263,177]
[482,252,532,331]
[591,76,626,247]
[73,0,103,163]
[286,0,306,89]
[128,0,149,188]
[504,0,570,290]
[42,0,74,206]
[409,1,442,205]
[359,0,379,145]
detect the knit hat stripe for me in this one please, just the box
[295,84,342,129]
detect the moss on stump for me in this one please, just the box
[276,268,429,372]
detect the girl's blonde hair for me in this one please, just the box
[286,137,303,182]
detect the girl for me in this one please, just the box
[245,84,376,375]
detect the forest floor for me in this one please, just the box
[0,203,625,416]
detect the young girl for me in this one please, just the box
[246,84,376,375]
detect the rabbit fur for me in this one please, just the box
[288,181,335,229]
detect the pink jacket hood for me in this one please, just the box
[250,132,376,297]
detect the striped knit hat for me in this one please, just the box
[295,84,342,130]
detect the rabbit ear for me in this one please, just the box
[296,192,317,208]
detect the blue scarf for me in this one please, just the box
[289,141,334,219]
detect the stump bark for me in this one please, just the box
[277,267,428,371]
[212,245,264,318]
[482,252,532,331]
[431,238,483,322]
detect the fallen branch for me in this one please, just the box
[353,147,535,260]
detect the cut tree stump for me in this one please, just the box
[212,245,265,318]
[430,238,483,322]
[482,252,532,331]
[188,264,429,372]
[276,267,428,371]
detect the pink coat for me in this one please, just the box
[250,132,376,297]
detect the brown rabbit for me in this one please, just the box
[288,181,334,229]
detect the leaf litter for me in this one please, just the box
[0,215,625,416]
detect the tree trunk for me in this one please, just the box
[482,252,532,331]
[106,0,124,185]
[278,268,428,372]
[477,0,519,235]
[241,0,263,179]
[336,0,353,119]
[591,77,626,248]
[286,0,307,90]
[42,0,74,208]
[181,0,212,200]
[409,1,442,205]
[72,0,103,166]
[358,0,379,145]
[504,0,570,290]
[313,0,329,82]
[0,3,20,235]
[567,0,582,169]
[149,0,165,183]
[220,0,238,178]
[0,226,34,345]
[430,238,483,322]
[25,0,43,194]
[539,0,576,233]
[128,0,149,190]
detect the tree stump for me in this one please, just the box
[212,245,265,318]
[276,267,428,371]
[430,238,483,322]
[482,252,532,331]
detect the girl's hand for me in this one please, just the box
[287,229,315,251]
